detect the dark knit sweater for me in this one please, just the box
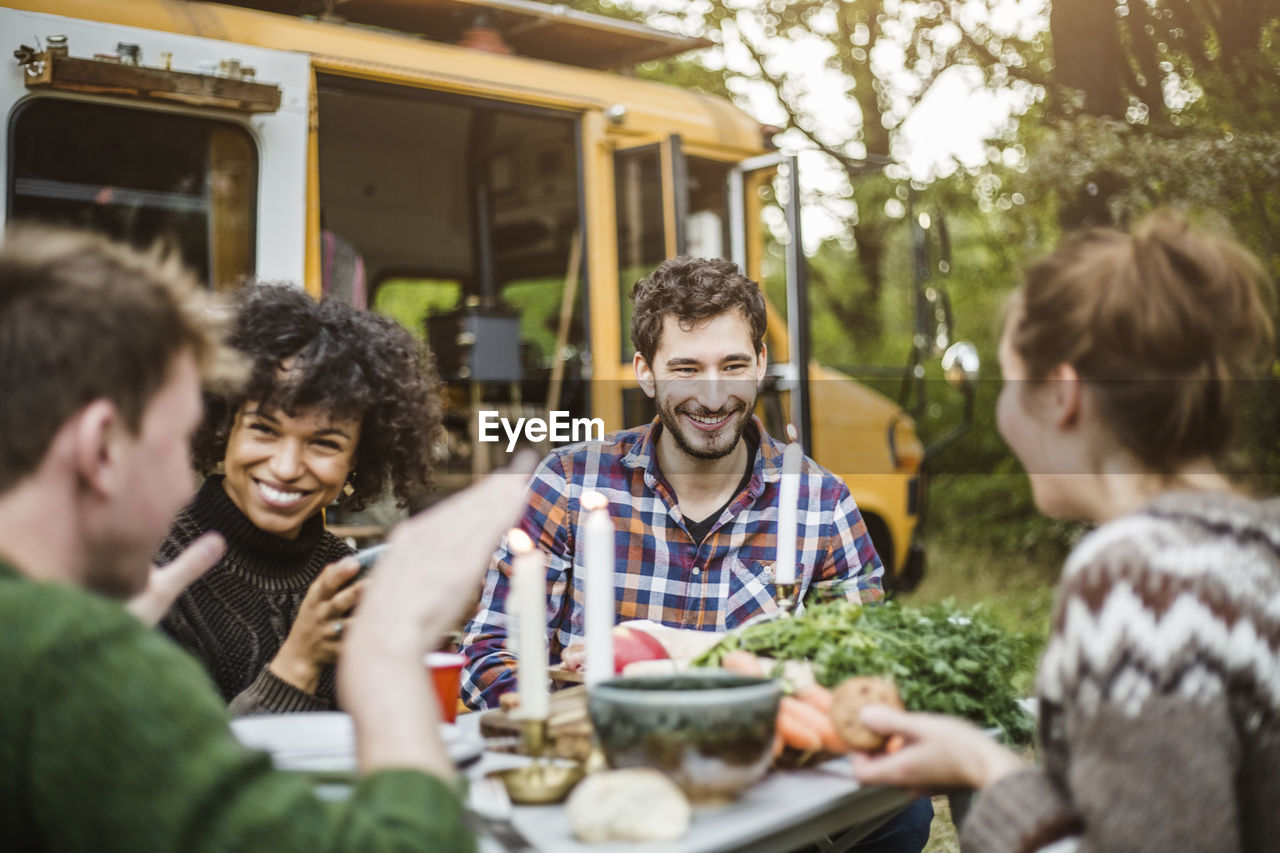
[157,476,353,715]
[0,559,472,851]
[961,491,1280,853]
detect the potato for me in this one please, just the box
[829,676,904,751]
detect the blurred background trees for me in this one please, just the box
[559,0,1280,558]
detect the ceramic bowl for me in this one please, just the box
[588,671,781,803]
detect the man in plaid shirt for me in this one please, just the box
[459,257,933,851]
[460,256,885,709]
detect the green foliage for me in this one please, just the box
[372,278,460,339]
[1022,117,1280,265]
[548,0,1280,556]
[696,599,1038,747]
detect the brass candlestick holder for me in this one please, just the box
[519,718,550,759]
[773,581,799,619]
[494,717,584,805]
[584,735,609,775]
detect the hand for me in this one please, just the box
[561,642,586,672]
[340,452,536,777]
[126,533,226,625]
[849,705,1027,793]
[269,558,365,694]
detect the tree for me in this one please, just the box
[1040,0,1280,228]
[571,0,1046,344]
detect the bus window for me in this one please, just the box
[502,275,577,371]
[686,157,731,260]
[614,145,665,361]
[373,277,462,339]
[9,100,257,289]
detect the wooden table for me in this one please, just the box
[457,714,915,853]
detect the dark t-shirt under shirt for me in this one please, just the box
[683,434,757,545]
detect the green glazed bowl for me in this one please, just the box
[588,671,781,803]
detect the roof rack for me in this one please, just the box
[219,0,712,69]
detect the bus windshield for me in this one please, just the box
[9,99,257,289]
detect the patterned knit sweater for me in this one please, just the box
[961,490,1280,852]
[157,476,353,715]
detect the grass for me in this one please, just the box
[898,535,1059,690]
[896,535,1061,852]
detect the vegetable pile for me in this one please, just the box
[695,599,1036,748]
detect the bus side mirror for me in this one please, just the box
[942,341,980,393]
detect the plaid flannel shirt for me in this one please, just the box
[459,416,884,709]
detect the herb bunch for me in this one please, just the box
[694,600,1036,747]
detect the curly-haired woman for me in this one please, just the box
[156,284,441,715]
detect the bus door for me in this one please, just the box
[1,6,310,287]
[317,77,589,484]
[728,153,810,449]
[616,143,807,448]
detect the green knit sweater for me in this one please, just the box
[0,560,474,852]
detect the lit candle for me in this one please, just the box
[507,528,549,720]
[582,490,616,686]
[775,425,803,586]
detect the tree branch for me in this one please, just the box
[956,30,1049,89]
[733,21,875,176]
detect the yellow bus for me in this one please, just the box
[0,0,967,587]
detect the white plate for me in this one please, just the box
[230,711,484,772]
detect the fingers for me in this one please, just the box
[328,579,364,616]
[347,453,538,655]
[561,643,586,671]
[125,533,227,625]
[849,745,921,788]
[848,710,1016,791]
[390,453,536,549]
[858,703,916,736]
[162,533,227,588]
[312,557,361,600]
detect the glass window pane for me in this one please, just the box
[373,277,462,340]
[9,100,257,289]
[686,157,731,260]
[614,145,664,361]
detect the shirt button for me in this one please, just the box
[692,566,702,576]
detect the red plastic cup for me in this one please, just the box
[426,651,466,724]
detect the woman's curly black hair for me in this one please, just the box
[192,284,442,511]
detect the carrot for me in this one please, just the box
[795,684,834,714]
[775,700,823,752]
[771,731,785,759]
[720,650,766,678]
[781,696,846,753]
[884,734,906,755]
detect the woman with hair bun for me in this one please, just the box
[851,213,1280,852]
[156,284,441,715]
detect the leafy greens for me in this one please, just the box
[694,599,1037,748]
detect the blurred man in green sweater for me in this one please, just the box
[0,226,530,850]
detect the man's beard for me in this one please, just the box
[655,390,757,462]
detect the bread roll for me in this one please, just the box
[566,768,691,843]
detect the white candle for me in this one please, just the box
[582,490,616,686]
[507,528,549,720]
[775,429,803,586]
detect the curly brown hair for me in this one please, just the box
[192,284,442,511]
[630,256,767,365]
